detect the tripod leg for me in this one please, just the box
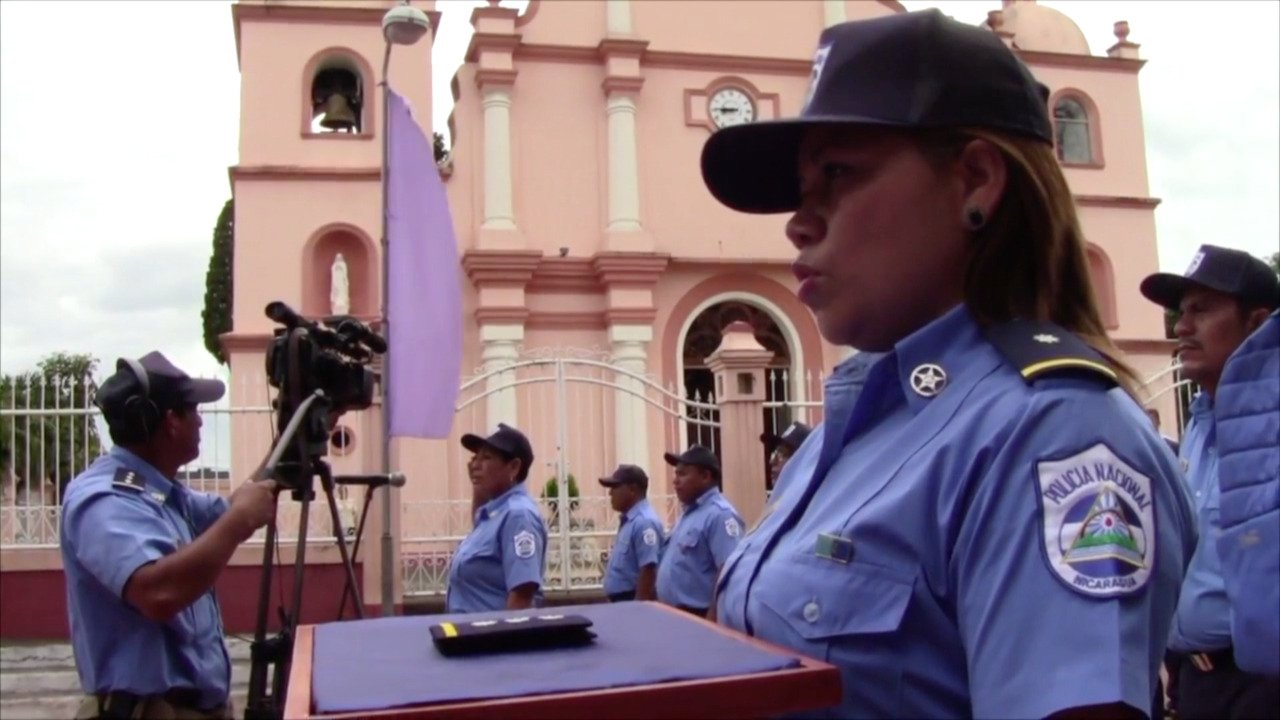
[337,489,377,619]
[246,520,278,720]
[319,464,366,619]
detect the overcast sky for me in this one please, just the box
[2,0,1277,386]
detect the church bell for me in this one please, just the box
[311,67,362,132]
[318,94,358,131]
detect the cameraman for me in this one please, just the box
[60,352,279,720]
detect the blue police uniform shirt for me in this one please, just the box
[656,487,743,609]
[1168,392,1232,652]
[60,447,231,710]
[716,305,1197,718]
[445,484,547,613]
[603,498,665,596]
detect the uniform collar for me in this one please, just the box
[686,486,722,511]
[110,446,179,502]
[1190,391,1214,416]
[827,349,886,388]
[475,483,526,523]
[622,497,651,523]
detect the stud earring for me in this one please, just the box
[966,207,986,231]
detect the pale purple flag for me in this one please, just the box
[386,89,462,439]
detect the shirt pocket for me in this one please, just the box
[676,529,700,553]
[757,557,913,641]
[754,554,914,711]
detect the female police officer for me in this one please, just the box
[700,10,1196,719]
[444,424,546,613]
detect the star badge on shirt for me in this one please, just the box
[910,364,948,397]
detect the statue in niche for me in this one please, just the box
[330,253,350,315]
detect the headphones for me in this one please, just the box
[120,358,161,438]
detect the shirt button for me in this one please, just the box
[803,601,820,623]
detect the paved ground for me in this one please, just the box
[0,637,252,720]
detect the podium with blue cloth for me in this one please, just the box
[284,601,840,719]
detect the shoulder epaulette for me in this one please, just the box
[112,467,146,492]
[985,319,1118,387]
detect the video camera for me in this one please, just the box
[262,301,385,492]
[246,302,389,720]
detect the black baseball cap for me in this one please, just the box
[599,464,649,490]
[1140,244,1280,311]
[461,423,534,481]
[761,422,813,452]
[701,9,1052,214]
[95,351,225,415]
[663,445,721,481]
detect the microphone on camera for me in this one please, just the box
[334,473,407,488]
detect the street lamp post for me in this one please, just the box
[379,0,430,618]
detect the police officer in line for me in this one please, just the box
[1140,244,1280,717]
[61,352,280,720]
[1216,309,1280,679]
[598,464,665,602]
[445,423,547,613]
[699,10,1196,718]
[655,445,743,616]
[760,421,812,496]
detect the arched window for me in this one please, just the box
[1053,96,1094,165]
[300,48,375,137]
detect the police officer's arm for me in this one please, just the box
[124,480,279,622]
[500,509,544,611]
[507,584,537,610]
[634,519,662,601]
[952,390,1193,719]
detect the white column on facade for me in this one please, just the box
[480,324,523,426]
[481,88,516,230]
[609,324,652,466]
[605,93,642,232]
[823,0,846,27]
[605,0,632,35]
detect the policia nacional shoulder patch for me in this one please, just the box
[1037,443,1154,598]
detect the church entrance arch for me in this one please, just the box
[677,294,801,490]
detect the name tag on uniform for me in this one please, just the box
[815,532,854,564]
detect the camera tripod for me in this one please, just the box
[243,390,402,720]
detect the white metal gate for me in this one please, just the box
[400,353,720,597]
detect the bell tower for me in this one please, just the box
[224,0,438,617]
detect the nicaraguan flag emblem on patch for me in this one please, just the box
[1038,443,1155,598]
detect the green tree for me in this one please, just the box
[541,473,580,526]
[0,352,104,495]
[433,132,448,164]
[202,199,234,365]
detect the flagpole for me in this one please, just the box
[378,0,430,619]
[378,40,394,619]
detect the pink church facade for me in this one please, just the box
[0,0,1180,637]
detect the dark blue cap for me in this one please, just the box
[701,9,1052,214]
[761,422,813,452]
[461,423,535,481]
[664,444,721,481]
[599,464,649,490]
[1141,244,1280,311]
[95,351,225,414]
